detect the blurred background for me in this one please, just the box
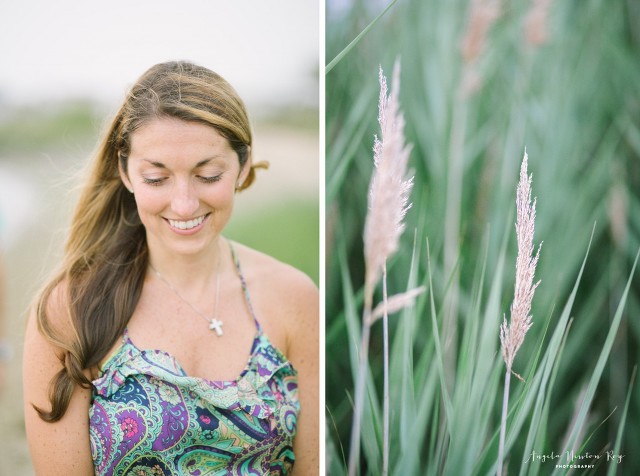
[0,1,318,474]
[326,0,639,474]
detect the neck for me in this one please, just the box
[147,236,228,291]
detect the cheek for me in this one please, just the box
[133,190,166,217]
[207,185,237,208]
[203,176,239,205]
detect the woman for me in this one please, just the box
[23,61,318,475]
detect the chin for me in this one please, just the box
[167,235,218,256]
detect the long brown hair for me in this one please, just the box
[35,61,260,421]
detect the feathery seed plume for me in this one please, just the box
[460,0,501,95]
[500,150,541,376]
[349,59,414,476]
[460,0,501,63]
[524,0,554,46]
[363,59,414,295]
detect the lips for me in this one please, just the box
[165,213,210,232]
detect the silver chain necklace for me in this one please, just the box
[150,256,224,337]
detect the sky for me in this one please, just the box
[0,0,319,111]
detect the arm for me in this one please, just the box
[286,276,320,475]
[23,294,94,475]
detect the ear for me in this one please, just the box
[118,154,134,193]
[236,149,252,188]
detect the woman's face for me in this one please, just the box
[121,117,249,259]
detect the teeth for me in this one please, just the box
[169,215,205,230]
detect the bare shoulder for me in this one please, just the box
[24,279,76,399]
[230,242,318,338]
[231,241,318,302]
[25,279,74,352]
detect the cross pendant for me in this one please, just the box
[209,318,224,337]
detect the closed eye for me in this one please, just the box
[198,174,222,184]
[142,177,166,186]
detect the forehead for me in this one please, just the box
[129,117,234,163]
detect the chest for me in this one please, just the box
[90,345,300,475]
[105,276,287,382]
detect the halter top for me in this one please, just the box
[89,245,299,475]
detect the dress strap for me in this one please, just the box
[228,240,260,330]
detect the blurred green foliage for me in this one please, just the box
[261,106,322,133]
[226,198,319,285]
[0,101,101,153]
[326,0,640,473]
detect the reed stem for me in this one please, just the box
[348,286,374,476]
[497,368,511,476]
[382,262,390,476]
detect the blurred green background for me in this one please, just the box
[326,0,639,474]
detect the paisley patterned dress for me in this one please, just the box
[89,246,299,475]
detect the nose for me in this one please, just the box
[170,179,199,217]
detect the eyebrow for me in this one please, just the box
[142,157,222,169]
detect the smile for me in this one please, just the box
[167,214,208,231]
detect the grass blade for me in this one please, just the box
[325,0,400,74]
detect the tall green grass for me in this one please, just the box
[326,0,640,474]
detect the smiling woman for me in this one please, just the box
[22,61,319,475]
